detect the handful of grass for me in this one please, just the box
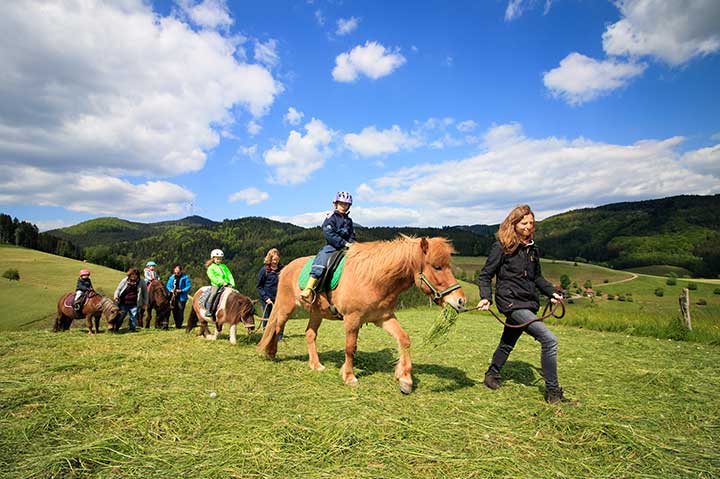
[423,305,460,347]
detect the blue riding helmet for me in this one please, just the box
[146,261,157,267]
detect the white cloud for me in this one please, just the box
[0,165,194,219]
[0,0,283,179]
[682,144,720,177]
[237,144,257,157]
[314,10,325,26]
[34,219,74,232]
[456,120,478,133]
[271,206,422,228]
[543,52,646,105]
[332,41,406,82]
[360,123,720,225]
[336,17,360,36]
[602,0,720,66]
[228,187,269,205]
[254,38,280,68]
[263,118,333,184]
[505,0,526,21]
[284,107,305,126]
[177,0,233,29]
[247,120,262,136]
[344,125,420,157]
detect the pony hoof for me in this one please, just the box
[310,363,325,371]
[399,379,413,394]
[230,338,237,345]
[345,377,359,387]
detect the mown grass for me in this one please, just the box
[1,310,719,478]
[0,245,127,330]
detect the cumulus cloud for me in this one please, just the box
[247,120,262,136]
[228,187,269,205]
[332,41,406,82]
[254,38,280,68]
[284,107,304,125]
[543,52,646,105]
[336,17,360,36]
[34,219,74,232]
[682,144,720,177]
[602,0,720,66]
[271,206,422,228]
[263,118,333,184]
[0,165,194,219]
[177,0,233,29]
[360,123,720,225]
[344,125,420,157]
[0,0,282,179]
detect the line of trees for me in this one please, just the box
[0,213,82,259]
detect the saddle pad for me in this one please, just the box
[298,255,346,290]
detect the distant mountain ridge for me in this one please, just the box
[33,194,720,283]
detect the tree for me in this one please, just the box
[560,274,571,290]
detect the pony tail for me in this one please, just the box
[186,306,198,333]
[256,309,278,356]
[204,259,214,269]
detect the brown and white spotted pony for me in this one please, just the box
[54,291,124,334]
[257,236,466,394]
[186,287,257,344]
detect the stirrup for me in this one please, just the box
[299,288,316,304]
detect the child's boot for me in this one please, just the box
[300,277,318,301]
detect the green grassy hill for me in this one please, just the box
[1,314,718,478]
[0,244,127,330]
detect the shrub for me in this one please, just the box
[654,288,664,297]
[666,276,676,286]
[714,288,720,295]
[687,282,698,291]
[603,279,608,283]
[583,279,592,289]
[696,298,707,306]
[607,294,615,301]
[626,296,634,302]
[2,268,19,281]
[560,274,571,290]
[618,295,626,301]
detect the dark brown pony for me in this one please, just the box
[139,280,171,329]
[54,291,123,334]
[186,286,257,344]
[257,236,466,393]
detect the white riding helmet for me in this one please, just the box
[210,249,224,258]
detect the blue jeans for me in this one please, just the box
[310,245,338,279]
[486,309,559,389]
[119,304,139,331]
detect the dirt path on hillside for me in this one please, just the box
[600,273,639,286]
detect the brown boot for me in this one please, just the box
[483,373,501,390]
[546,387,577,405]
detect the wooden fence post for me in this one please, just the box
[679,288,692,331]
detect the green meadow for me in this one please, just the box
[1,246,719,477]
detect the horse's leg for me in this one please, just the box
[229,324,237,344]
[306,314,324,371]
[380,316,413,394]
[85,314,94,335]
[207,321,218,340]
[94,313,101,334]
[53,313,62,332]
[340,317,361,386]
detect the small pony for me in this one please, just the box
[186,286,257,344]
[55,291,124,334]
[257,236,466,394]
[139,279,171,329]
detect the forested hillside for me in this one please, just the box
[535,195,720,276]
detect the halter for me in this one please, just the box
[417,271,461,302]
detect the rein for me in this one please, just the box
[461,300,565,329]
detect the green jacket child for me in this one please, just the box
[204,249,234,317]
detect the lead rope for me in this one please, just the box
[460,299,565,329]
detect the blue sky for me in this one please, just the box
[1,0,719,231]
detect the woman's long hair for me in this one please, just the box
[497,204,535,255]
[263,248,280,266]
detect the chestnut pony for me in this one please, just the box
[54,291,123,334]
[257,236,466,394]
[186,287,257,344]
[139,280,171,329]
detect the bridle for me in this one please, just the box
[417,270,461,304]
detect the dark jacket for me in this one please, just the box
[322,211,355,249]
[477,240,559,314]
[76,277,93,292]
[166,273,191,303]
[256,266,281,303]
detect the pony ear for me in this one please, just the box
[420,237,429,254]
